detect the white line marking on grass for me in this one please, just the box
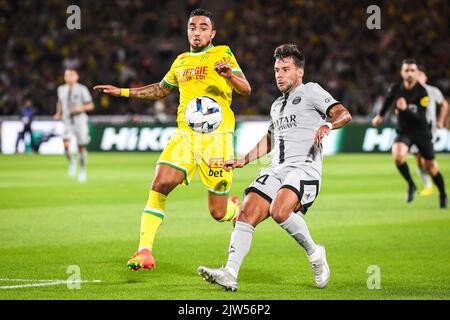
[0,278,61,282]
[0,279,101,289]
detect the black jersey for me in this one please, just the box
[379,82,430,138]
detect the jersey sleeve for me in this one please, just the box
[434,87,445,105]
[221,46,243,74]
[81,86,93,104]
[418,85,430,109]
[308,83,340,117]
[56,86,62,102]
[268,121,274,133]
[162,58,179,90]
[379,83,398,117]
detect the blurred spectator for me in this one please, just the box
[15,98,36,153]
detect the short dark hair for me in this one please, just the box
[274,44,305,68]
[189,8,215,30]
[402,58,417,65]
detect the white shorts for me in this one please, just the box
[63,113,90,146]
[245,163,322,214]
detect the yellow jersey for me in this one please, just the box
[162,44,243,133]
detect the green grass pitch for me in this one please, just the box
[0,153,449,300]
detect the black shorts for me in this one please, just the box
[395,133,435,160]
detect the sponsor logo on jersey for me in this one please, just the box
[216,56,236,68]
[209,158,224,169]
[273,114,297,131]
[208,168,224,177]
[177,66,208,82]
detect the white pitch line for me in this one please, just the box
[0,278,63,282]
[0,280,101,289]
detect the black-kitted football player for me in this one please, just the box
[372,59,447,209]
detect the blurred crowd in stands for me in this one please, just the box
[1,0,449,122]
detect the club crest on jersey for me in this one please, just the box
[293,96,302,104]
[420,96,429,107]
[216,56,236,68]
[200,53,210,61]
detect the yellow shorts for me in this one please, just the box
[157,129,234,195]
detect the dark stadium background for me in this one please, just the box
[1,0,449,124]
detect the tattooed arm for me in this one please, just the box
[93,81,174,100]
[129,82,174,99]
[223,130,273,171]
[314,104,352,145]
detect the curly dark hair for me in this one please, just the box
[189,8,215,30]
[274,44,305,68]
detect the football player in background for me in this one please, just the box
[412,66,449,196]
[15,98,36,153]
[372,59,447,208]
[54,69,94,183]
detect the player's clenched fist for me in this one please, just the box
[314,125,331,146]
[396,97,407,111]
[371,114,383,128]
[93,85,121,96]
[214,62,232,79]
[223,159,246,171]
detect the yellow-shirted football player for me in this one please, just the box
[94,9,251,271]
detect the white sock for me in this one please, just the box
[418,167,432,189]
[79,150,87,170]
[279,213,318,256]
[225,221,255,279]
[65,150,74,162]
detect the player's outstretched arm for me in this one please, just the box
[372,84,397,128]
[372,114,383,127]
[315,104,352,145]
[53,99,62,120]
[437,99,449,129]
[93,82,174,100]
[224,132,272,171]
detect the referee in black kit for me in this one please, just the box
[372,58,447,209]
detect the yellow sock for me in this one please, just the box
[219,199,239,222]
[138,191,166,251]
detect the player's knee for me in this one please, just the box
[236,207,253,225]
[270,205,290,224]
[63,141,70,150]
[209,207,226,221]
[393,154,405,165]
[151,179,175,195]
[424,161,437,176]
[236,202,263,226]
